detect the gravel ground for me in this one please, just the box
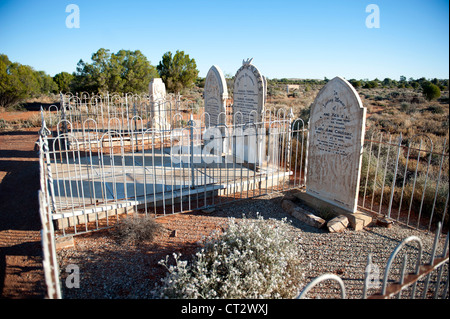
[57,192,449,299]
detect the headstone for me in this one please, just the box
[305,76,366,213]
[204,65,228,126]
[233,58,266,124]
[232,59,267,166]
[148,78,169,129]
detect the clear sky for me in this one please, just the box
[0,0,448,80]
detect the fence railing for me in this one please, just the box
[297,222,449,299]
[358,130,449,232]
[39,108,307,237]
[40,102,449,237]
[37,127,62,299]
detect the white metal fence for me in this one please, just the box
[39,99,307,237]
[359,130,449,232]
[38,128,62,299]
[297,222,449,299]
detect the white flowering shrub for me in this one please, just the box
[153,214,304,298]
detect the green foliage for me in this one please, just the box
[364,80,379,89]
[36,71,58,94]
[349,79,361,88]
[421,82,441,101]
[53,72,74,93]
[382,78,393,87]
[0,54,57,109]
[73,48,158,93]
[157,50,199,93]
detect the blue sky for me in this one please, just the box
[0,0,448,80]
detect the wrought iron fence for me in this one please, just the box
[39,104,306,237]
[358,130,449,232]
[297,222,449,299]
[39,96,449,237]
[37,126,62,299]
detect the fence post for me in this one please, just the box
[387,133,402,219]
[38,131,62,299]
[428,138,447,231]
[188,114,195,189]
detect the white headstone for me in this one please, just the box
[148,78,169,129]
[233,58,266,124]
[231,59,266,166]
[204,65,228,126]
[306,76,366,213]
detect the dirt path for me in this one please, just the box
[0,127,45,298]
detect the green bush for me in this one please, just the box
[153,214,304,299]
[422,82,441,101]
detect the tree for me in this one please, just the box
[157,50,199,93]
[73,48,158,93]
[382,78,392,87]
[0,54,40,108]
[36,71,58,94]
[422,82,441,101]
[364,80,378,89]
[113,49,158,93]
[349,79,361,88]
[53,72,75,93]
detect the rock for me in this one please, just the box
[327,215,349,233]
[170,230,177,237]
[55,236,75,250]
[376,218,393,228]
[349,212,373,231]
[281,198,298,212]
[281,199,326,229]
[293,189,373,231]
[202,208,215,214]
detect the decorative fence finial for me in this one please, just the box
[39,105,51,137]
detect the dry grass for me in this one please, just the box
[113,214,165,244]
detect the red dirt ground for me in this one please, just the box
[0,126,46,298]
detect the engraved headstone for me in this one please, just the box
[232,59,266,166]
[306,76,366,213]
[204,65,228,126]
[148,78,169,129]
[233,58,266,124]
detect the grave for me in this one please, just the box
[203,65,229,156]
[233,58,266,124]
[232,59,267,167]
[296,76,372,230]
[204,65,228,126]
[149,78,170,130]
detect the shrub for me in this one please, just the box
[426,104,444,114]
[400,102,417,114]
[113,214,163,244]
[422,82,441,101]
[153,214,304,299]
